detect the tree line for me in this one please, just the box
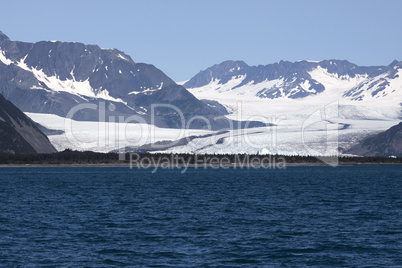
[0,149,400,165]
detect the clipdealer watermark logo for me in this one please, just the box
[128,153,287,173]
[63,100,340,172]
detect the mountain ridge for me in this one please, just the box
[0,31,237,130]
[184,59,402,101]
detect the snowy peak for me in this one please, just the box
[185,59,402,102]
[184,60,249,88]
[343,63,402,101]
[0,32,177,101]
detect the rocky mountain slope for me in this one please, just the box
[0,94,56,154]
[346,122,402,157]
[0,31,240,130]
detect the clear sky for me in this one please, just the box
[1,0,401,81]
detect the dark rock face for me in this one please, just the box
[346,122,402,157]
[0,121,37,154]
[184,59,399,99]
[0,93,57,154]
[0,31,230,129]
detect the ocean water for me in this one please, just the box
[0,166,401,267]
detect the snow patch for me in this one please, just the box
[0,49,12,65]
[16,58,126,104]
[129,82,163,95]
[188,75,286,100]
[118,54,129,61]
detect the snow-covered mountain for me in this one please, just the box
[152,59,402,157]
[26,58,402,155]
[184,60,402,107]
[0,31,245,130]
[3,27,399,156]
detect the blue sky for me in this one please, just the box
[1,0,401,81]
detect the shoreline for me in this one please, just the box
[0,162,401,168]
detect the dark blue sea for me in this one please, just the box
[0,166,401,267]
